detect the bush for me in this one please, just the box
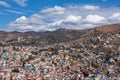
[12,68,19,73]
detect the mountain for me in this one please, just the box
[0,28,89,45]
[0,23,120,45]
[0,31,21,41]
[71,23,120,44]
[95,23,120,33]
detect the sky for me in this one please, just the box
[0,0,120,32]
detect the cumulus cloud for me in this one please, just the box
[13,0,28,6]
[8,14,82,31]
[84,5,100,10]
[41,6,65,20]
[41,6,65,13]
[7,5,120,31]
[48,20,63,27]
[109,12,120,20]
[84,15,106,24]
[15,16,27,22]
[8,14,46,31]
[0,1,11,8]
[80,24,97,29]
[48,15,81,27]
[64,15,81,23]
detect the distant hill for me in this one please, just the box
[0,23,120,45]
[71,23,120,44]
[95,23,120,33]
[0,28,89,45]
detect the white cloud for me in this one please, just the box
[5,10,24,14]
[41,5,65,19]
[15,16,27,22]
[13,0,28,6]
[81,24,96,29]
[48,20,63,27]
[0,1,11,8]
[7,5,120,31]
[48,15,81,27]
[8,14,46,32]
[41,5,65,13]
[109,12,120,20]
[64,15,81,23]
[84,5,100,10]
[84,15,106,24]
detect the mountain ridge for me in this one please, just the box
[0,23,120,45]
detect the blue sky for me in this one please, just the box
[0,0,120,31]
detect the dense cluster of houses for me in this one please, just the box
[0,30,120,80]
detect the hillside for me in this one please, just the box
[0,28,89,45]
[72,23,120,44]
[95,23,120,33]
[0,23,120,45]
